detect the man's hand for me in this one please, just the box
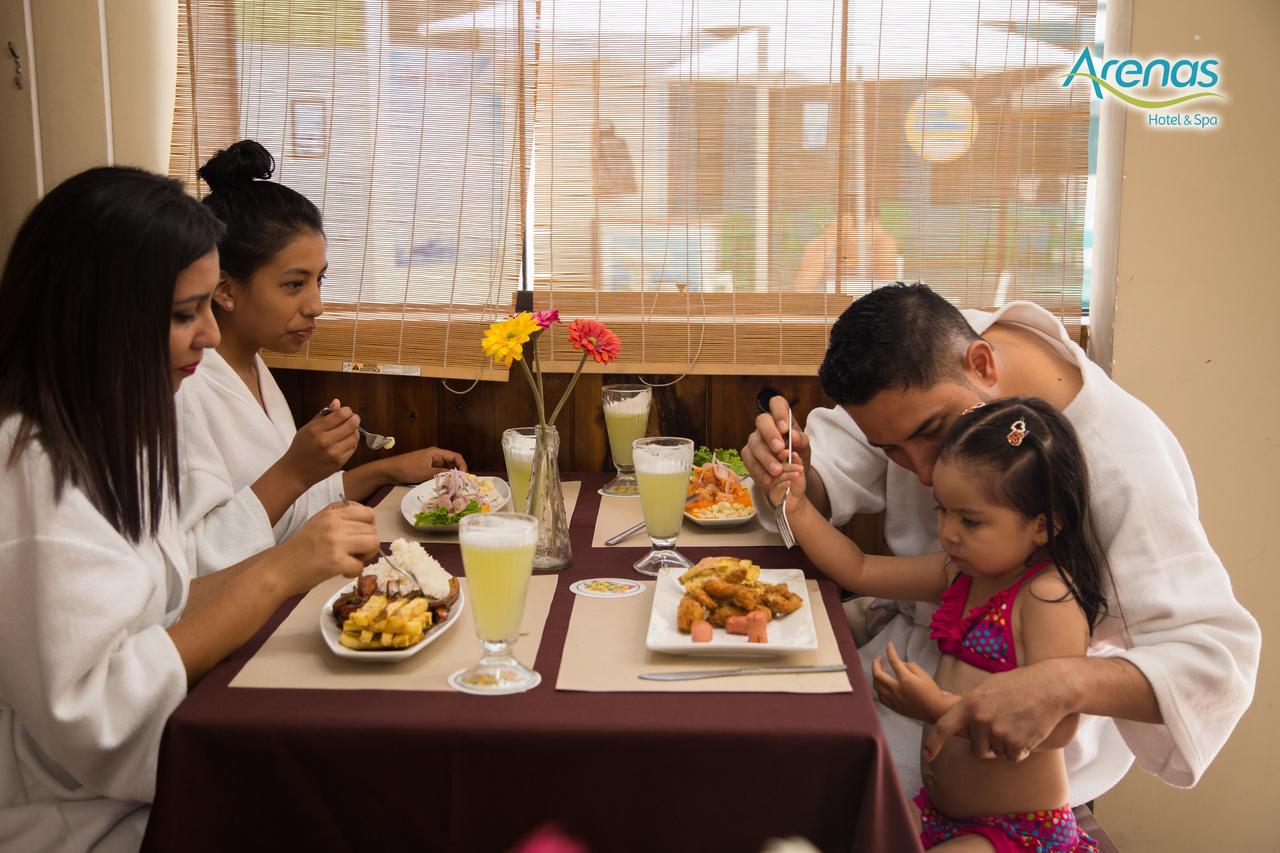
[873,642,952,724]
[742,395,811,490]
[923,658,1077,763]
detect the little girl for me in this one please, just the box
[179,139,467,575]
[772,397,1109,852]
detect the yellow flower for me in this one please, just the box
[481,312,540,367]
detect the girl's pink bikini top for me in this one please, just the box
[929,561,1051,674]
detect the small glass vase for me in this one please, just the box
[526,424,572,571]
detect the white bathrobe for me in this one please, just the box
[177,348,345,575]
[0,417,190,852]
[755,301,1261,805]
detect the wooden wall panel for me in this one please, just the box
[273,368,889,554]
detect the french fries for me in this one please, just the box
[338,594,434,651]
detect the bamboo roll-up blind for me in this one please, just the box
[531,0,1096,372]
[173,1,1096,379]
[171,0,528,380]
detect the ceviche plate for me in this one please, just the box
[400,475,511,532]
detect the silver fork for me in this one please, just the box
[357,426,395,451]
[776,407,797,549]
[319,407,396,451]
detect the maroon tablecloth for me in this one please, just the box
[143,474,919,853]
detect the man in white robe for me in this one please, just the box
[745,285,1260,805]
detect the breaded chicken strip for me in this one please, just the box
[676,594,707,633]
[762,584,803,617]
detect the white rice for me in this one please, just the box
[370,538,453,600]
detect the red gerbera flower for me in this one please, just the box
[566,318,621,364]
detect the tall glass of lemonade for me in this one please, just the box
[455,513,540,693]
[601,384,652,496]
[501,427,537,513]
[631,437,694,576]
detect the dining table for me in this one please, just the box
[142,472,920,853]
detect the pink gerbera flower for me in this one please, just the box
[532,309,561,329]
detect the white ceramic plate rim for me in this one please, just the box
[644,567,818,657]
[319,582,466,663]
[400,476,511,532]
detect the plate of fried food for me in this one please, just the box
[320,538,465,662]
[684,456,756,528]
[645,556,816,656]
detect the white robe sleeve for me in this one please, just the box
[1087,428,1260,787]
[178,401,278,576]
[270,471,346,543]
[0,534,187,804]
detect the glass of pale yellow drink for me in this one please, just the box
[455,513,540,693]
[601,384,652,497]
[501,427,537,513]
[631,436,694,576]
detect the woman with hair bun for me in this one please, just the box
[0,166,379,851]
[179,139,466,575]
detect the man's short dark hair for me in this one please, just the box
[818,282,981,406]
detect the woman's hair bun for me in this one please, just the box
[198,140,275,193]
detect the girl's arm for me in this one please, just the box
[773,462,951,602]
[1017,572,1091,751]
[341,447,468,502]
[874,642,964,724]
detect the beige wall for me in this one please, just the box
[1100,1,1277,849]
[0,0,175,263]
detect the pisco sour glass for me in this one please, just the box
[631,437,694,576]
[600,384,652,496]
[501,427,537,513]
[455,513,540,693]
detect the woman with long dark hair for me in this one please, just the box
[0,167,378,851]
[178,139,465,575]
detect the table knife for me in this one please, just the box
[604,520,647,546]
[638,663,847,681]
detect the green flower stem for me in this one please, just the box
[518,355,547,427]
[532,338,546,415]
[547,351,590,426]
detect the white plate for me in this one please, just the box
[682,476,757,527]
[645,567,818,657]
[400,476,511,533]
[320,583,465,663]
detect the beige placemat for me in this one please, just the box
[230,575,557,691]
[556,580,852,693]
[374,480,582,544]
[591,493,782,548]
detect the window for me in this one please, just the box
[175,0,1096,377]
[173,0,526,379]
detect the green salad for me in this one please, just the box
[692,446,748,478]
[414,499,482,527]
